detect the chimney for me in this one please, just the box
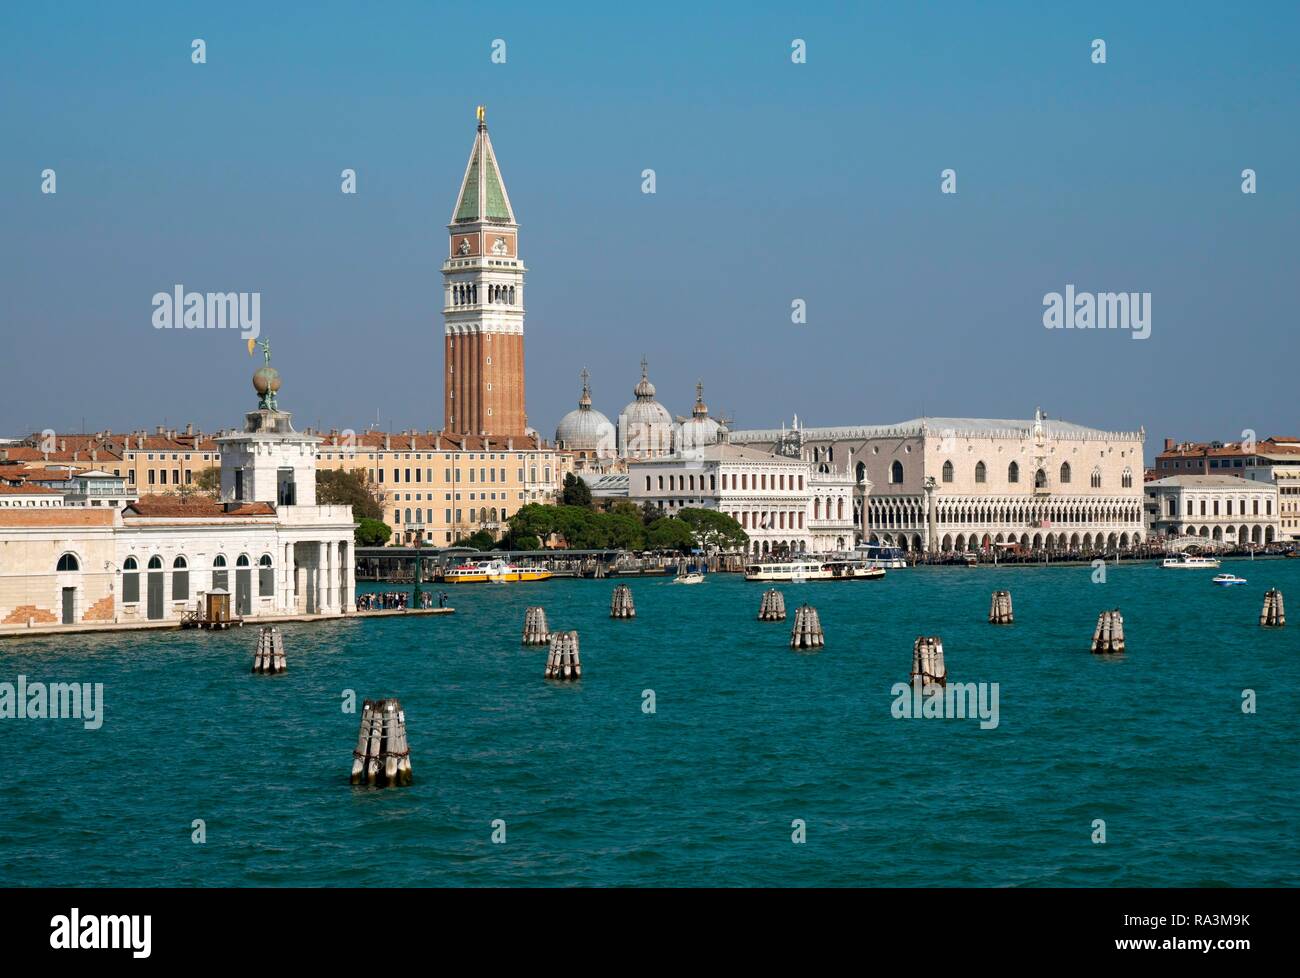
[384,434,392,451]
[409,435,415,450]
[59,439,66,452]
[434,436,441,451]
[156,425,164,435]
[91,449,98,462]
[1164,438,1174,451]
[507,437,514,450]
[185,423,193,436]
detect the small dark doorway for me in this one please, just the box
[147,556,164,620]
[61,587,75,625]
[235,555,252,615]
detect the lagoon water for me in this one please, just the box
[2,558,1297,887]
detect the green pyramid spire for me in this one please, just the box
[451,108,516,225]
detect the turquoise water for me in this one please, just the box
[1,559,1296,887]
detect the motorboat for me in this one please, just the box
[853,543,907,569]
[1212,573,1247,586]
[1161,553,1221,569]
[672,572,705,585]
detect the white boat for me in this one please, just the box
[854,543,907,569]
[744,558,885,582]
[1161,553,1221,569]
[672,572,705,585]
[1212,573,1247,586]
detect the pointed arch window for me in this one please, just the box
[1090,468,1102,489]
[890,460,904,484]
[1008,461,1019,484]
[1121,467,1133,489]
[975,461,987,484]
[942,460,953,483]
[1059,462,1071,484]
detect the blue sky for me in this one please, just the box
[2,1,1296,456]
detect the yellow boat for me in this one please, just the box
[444,558,553,583]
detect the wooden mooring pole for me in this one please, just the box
[758,588,786,621]
[544,630,582,680]
[790,604,824,650]
[1090,610,1126,654]
[910,636,946,686]
[988,590,1014,624]
[522,606,551,645]
[1260,588,1286,627]
[251,625,286,674]
[610,584,636,619]
[349,699,413,786]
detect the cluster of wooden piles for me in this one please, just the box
[757,589,786,621]
[610,584,636,619]
[988,590,1014,624]
[545,630,582,681]
[1090,610,1125,654]
[910,636,947,686]
[521,606,551,645]
[789,604,825,650]
[251,626,286,674]
[1260,589,1286,627]
[350,699,413,787]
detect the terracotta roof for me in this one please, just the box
[0,508,116,527]
[123,496,275,518]
[0,447,122,464]
[0,484,61,495]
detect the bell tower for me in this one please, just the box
[443,105,527,438]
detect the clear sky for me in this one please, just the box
[2,1,1296,458]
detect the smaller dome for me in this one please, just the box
[555,370,614,452]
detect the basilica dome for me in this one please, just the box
[555,370,614,454]
[618,359,674,458]
[675,381,724,451]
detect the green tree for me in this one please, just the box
[646,517,695,552]
[452,529,498,550]
[508,503,556,545]
[639,500,664,524]
[678,508,748,552]
[317,468,384,522]
[355,517,392,547]
[599,511,646,551]
[193,466,220,498]
[506,533,541,552]
[560,472,593,508]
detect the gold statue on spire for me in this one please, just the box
[476,104,486,124]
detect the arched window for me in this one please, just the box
[890,460,903,484]
[1034,468,1047,489]
[172,555,189,601]
[1008,461,1020,484]
[258,554,274,597]
[1090,468,1102,489]
[212,554,228,591]
[147,555,163,570]
[942,460,954,483]
[855,461,866,484]
[1059,462,1071,484]
[122,556,140,603]
[56,553,79,572]
[236,554,250,567]
[975,461,987,484]
[1121,467,1133,489]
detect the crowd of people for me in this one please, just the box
[355,590,449,611]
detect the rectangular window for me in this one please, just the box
[148,470,156,485]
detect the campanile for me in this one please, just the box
[442,106,527,438]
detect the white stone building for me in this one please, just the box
[0,358,356,629]
[628,443,850,554]
[732,410,1147,553]
[1144,475,1280,546]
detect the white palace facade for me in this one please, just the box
[731,410,1146,553]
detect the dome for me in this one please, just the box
[676,381,723,451]
[555,370,614,452]
[618,359,674,458]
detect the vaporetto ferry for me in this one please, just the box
[744,558,885,582]
[444,558,553,583]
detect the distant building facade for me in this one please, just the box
[732,410,1147,552]
[1144,475,1280,545]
